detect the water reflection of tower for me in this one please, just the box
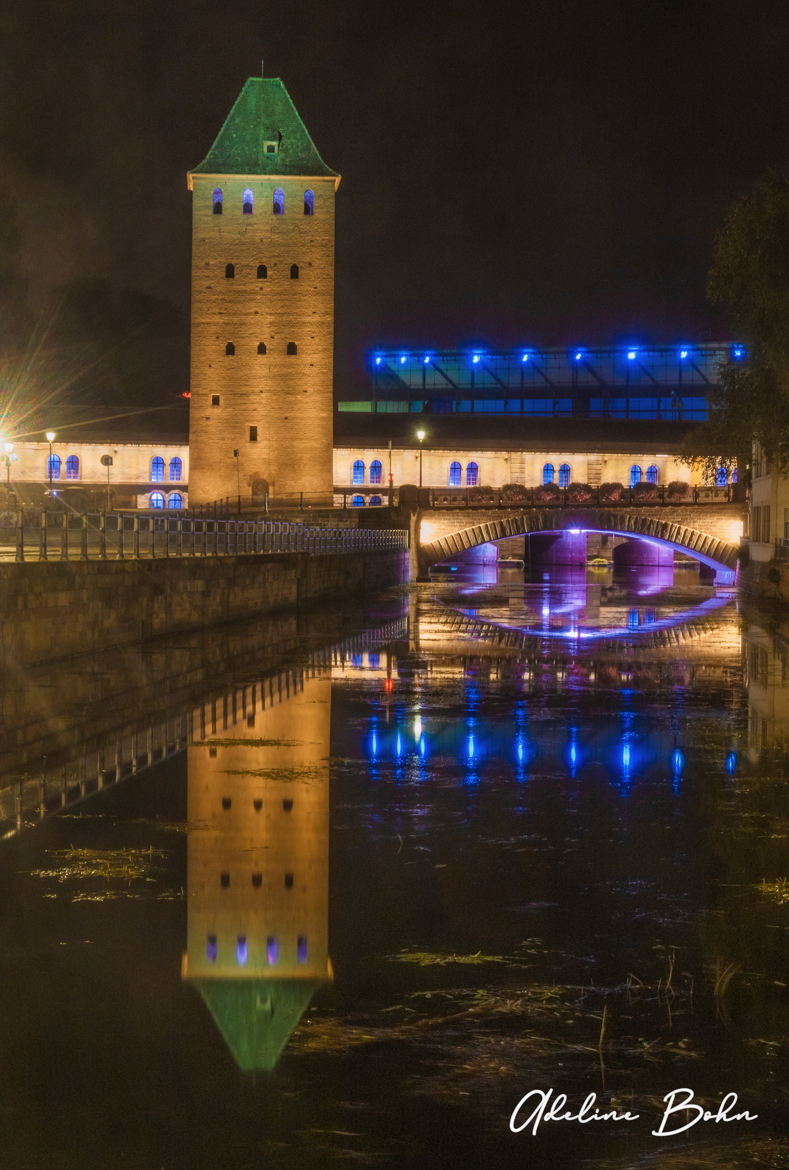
[745,624,789,759]
[182,674,332,1070]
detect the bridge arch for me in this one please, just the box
[419,507,740,580]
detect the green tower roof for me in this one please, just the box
[192,977,325,1071]
[189,77,337,179]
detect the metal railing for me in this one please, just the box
[403,484,742,509]
[0,510,409,563]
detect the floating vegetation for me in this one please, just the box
[756,876,789,904]
[28,846,167,883]
[220,766,325,781]
[71,888,183,903]
[386,949,509,967]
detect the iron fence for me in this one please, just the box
[0,510,408,562]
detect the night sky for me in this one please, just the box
[2,0,788,416]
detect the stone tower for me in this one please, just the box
[187,76,340,506]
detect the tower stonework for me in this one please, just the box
[187,77,339,505]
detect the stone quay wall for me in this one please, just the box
[0,549,409,667]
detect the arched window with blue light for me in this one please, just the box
[304,189,314,216]
[542,463,555,485]
[351,494,365,507]
[150,492,165,509]
[449,461,462,486]
[630,465,642,487]
[731,468,738,484]
[242,188,253,215]
[558,463,571,488]
[369,459,382,484]
[466,461,479,486]
[169,456,182,482]
[212,188,223,214]
[646,464,659,484]
[167,492,183,509]
[151,456,164,482]
[716,466,728,486]
[66,455,79,480]
[47,453,61,481]
[352,460,365,484]
[369,495,382,506]
[273,187,284,215]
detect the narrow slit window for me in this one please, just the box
[290,263,299,279]
[304,189,314,215]
[286,341,297,355]
[225,263,235,279]
[257,342,266,355]
[211,394,220,406]
[249,425,258,442]
[242,188,253,215]
[212,188,223,214]
[225,342,235,356]
[257,264,267,279]
[273,187,284,215]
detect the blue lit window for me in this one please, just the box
[47,453,61,481]
[236,936,248,965]
[369,459,382,484]
[466,461,479,486]
[212,188,223,215]
[273,187,284,215]
[167,492,183,509]
[558,463,571,488]
[351,494,365,507]
[266,936,278,966]
[297,936,308,963]
[304,189,314,216]
[151,456,164,482]
[66,455,79,480]
[731,469,738,484]
[542,463,555,485]
[242,188,253,215]
[169,456,182,482]
[206,934,218,963]
[449,461,462,486]
[352,460,365,484]
[369,495,382,506]
[150,492,165,509]
[646,464,659,484]
[629,465,642,487]
[716,466,728,486]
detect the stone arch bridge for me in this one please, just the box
[416,504,745,580]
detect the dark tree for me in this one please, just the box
[683,171,789,475]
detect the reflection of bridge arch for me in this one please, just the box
[419,507,740,576]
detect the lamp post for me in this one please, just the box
[100,455,113,511]
[45,431,56,493]
[1,442,16,501]
[416,429,425,488]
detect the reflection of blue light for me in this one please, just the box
[375,356,382,365]
[516,738,525,763]
[423,354,430,364]
[419,735,426,757]
[679,349,688,359]
[395,732,403,757]
[521,352,529,362]
[472,353,481,364]
[622,743,631,770]
[237,936,248,966]
[569,744,577,767]
[725,750,737,775]
[567,528,581,534]
[733,345,745,359]
[672,748,685,775]
[627,350,636,360]
[574,351,583,361]
[467,734,475,760]
[400,355,407,364]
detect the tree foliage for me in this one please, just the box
[683,170,789,473]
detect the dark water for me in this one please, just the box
[0,569,787,1169]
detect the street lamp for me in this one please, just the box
[45,431,56,492]
[416,429,425,488]
[2,442,17,500]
